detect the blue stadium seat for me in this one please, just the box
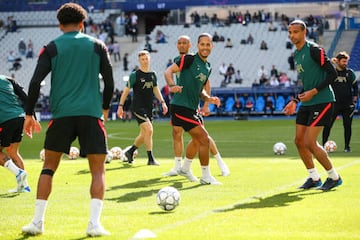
[255,96,265,112]
[275,95,285,111]
[224,96,235,113]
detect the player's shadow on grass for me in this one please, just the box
[0,192,21,198]
[106,177,201,203]
[213,190,324,213]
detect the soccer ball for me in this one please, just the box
[105,150,114,164]
[40,149,45,161]
[324,140,337,153]
[67,146,80,160]
[120,146,138,162]
[273,142,287,155]
[110,146,122,159]
[156,186,180,211]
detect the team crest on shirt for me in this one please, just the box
[195,72,207,82]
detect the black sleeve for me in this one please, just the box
[176,54,195,71]
[95,40,114,110]
[309,45,337,91]
[25,44,52,115]
[7,77,27,103]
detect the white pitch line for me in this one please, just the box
[138,159,360,238]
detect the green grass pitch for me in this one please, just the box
[1,117,359,239]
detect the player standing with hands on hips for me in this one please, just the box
[283,20,342,191]
[164,33,222,184]
[322,51,358,153]
[22,3,114,236]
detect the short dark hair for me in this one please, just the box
[335,51,350,61]
[57,3,87,25]
[198,33,212,43]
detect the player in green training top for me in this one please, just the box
[0,75,40,193]
[22,3,114,237]
[164,33,221,185]
[117,50,168,166]
[283,19,342,191]
[163,35,229,178]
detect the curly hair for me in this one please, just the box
[57,3,87,25]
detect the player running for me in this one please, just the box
[163,35,230,178]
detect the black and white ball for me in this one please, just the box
[156,187,180,211]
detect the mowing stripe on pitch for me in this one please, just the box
[140,160,360,237]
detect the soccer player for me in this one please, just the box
[283,20,342,191]
[0,74,39,193]
[322,51,358,153]
[164,33,221,185]
[163,35,230,177]
[22,3,114,236]
[117,50,168,165]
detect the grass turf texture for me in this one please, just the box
[0,118,359,239]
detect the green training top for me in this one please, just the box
[171,53,211,110]
[294,41,335,106]
[0,75,25,124]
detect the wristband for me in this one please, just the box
[119,104,124,107]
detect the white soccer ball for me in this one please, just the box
[120,146,138,162]
[110,146,122,159]
[67,146,80,160]
[324,140,337,153]
[105,150,114,164]
[273,142,287,155]
[40,149,45,161]
[156,186,180,211]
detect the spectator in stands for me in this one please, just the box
[191,11,201,26]
[219,63,228,83]
[115,12,126,37]
[7,50,19,62]
[257,65,269,82]
[288,52,295,70]
[234,69,243,84]
[252,79,260,88]
[112,41,120,62]
[166,59,172,68]
[246,33,254,45]
[18,39,26,56]
[268,21,278,31]
[225,63,235,83]
[225,38,233,48]
[269,74,279,87]
[144,40,157,53]
[155,30,167,43]
[234,98,243,113]
[270,65,279,78]
[212,31,220,42]
[26,39,34,59]
[264,96,274,115]
[279,72,291,87]
[9,59,22,71]
[123,53,129,71]
[260,40,268,50]
[286,36,293,49]
[98,29,108,43]
[245,97,254,113]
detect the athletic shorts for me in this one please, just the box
[170,104,203,132]
[133,108,153,125]
[0,117,24,147]
[296,102,334,127]
[44,116,107,156]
